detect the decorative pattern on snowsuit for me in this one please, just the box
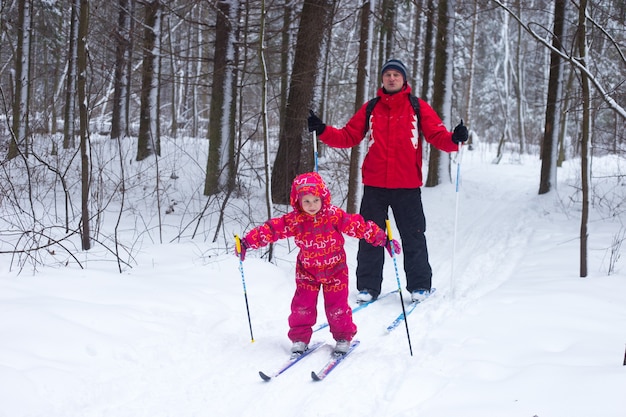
[243,172,387,344]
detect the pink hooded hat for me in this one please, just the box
[289,172,331,212]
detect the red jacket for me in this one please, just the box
[319,85,458,189]
[243,172,385,282]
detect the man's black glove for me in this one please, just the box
[452,120,468,144]
[308,110,326,135]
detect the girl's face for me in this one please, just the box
[300,193,322,215]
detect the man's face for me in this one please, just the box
[382,69,404,93]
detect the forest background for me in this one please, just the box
[0,0,625,274]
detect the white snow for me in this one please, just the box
[1,144,625,417]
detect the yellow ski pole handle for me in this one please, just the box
[235,234,242,255]
[385,220,393,241]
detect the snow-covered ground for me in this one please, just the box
[1,144,625,417]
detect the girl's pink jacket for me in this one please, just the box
[243,172,385,283]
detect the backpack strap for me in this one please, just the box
[363,97,381,136]
[408,95,423,139]
[362,95,422,137]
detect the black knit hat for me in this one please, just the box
[381,59,407,83]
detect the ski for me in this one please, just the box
[259,341,324,381]
[313,290,397,333]
[311,340,360,381]
[386,288,437,332]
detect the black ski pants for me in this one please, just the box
[356,186,432,297]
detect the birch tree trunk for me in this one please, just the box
[63,0,79,150]
[258,0,274,259]
[557,68,575,167]
[192,3,203,138]
[8,0,32,160]
[463,0,478,146]
[493,8,513,164]
[514,0,526,154]
[50,10,65,137]
[204,0,239,196]
[111,0,131,140]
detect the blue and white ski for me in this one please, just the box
[259,341,324,381]
[386,288,437,332]
[311,340,360,381]
[313,290,397,333]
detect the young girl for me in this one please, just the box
[236,172,400,355]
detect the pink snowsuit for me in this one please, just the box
[242,172,387,344]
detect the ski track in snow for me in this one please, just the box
[353,162,543,415]
[227,158,552,417]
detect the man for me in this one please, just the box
[307,58,468,303]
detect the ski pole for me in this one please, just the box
[386,219,413,356]
[313,130,319,172]
[235,234,255,343]
[450,129,464,299]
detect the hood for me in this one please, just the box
[289,172,331,212]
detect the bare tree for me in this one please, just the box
[136,0,161,161]
[190,3,204,138]
[513,0,527,154]
[62,0,79,150]
[409,0,424,89]
[111,0,133,140]
[278,3,294,132]
[491,0,626,121]
[557,68,575,167]
[8,0,32,160]
[538,0,566,195]
[257,0,274,259]
[378,0,396,62]
[77,0,91,250]
[425,0,454,186]
[492,7,514,164]
[45,6,65,137]
[347,0,373,214]
[271,0,333,205]
[463,0,478,137]
[578,0,591,277]
[420,0,435,101]
[204,0,240,196]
